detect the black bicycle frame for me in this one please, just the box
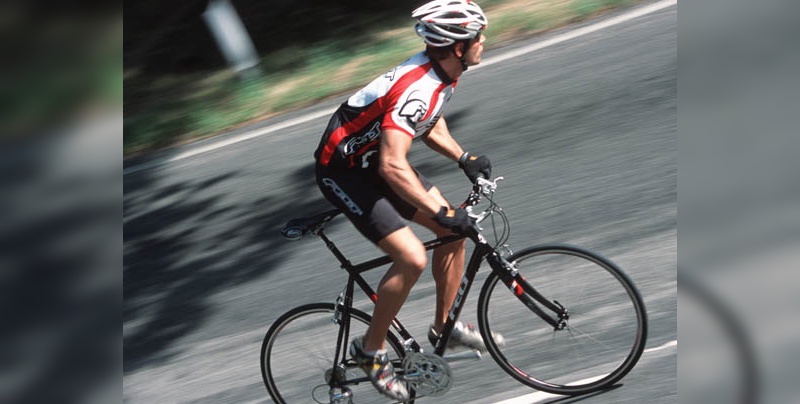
[318,230,463,358]
[316,225,567,367]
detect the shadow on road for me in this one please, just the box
[124,161,330,374]
[122,106,481,375]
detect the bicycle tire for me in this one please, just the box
[261,303,408,403]
[477,244,647,395]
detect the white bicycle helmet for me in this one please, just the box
[412,0,488,47]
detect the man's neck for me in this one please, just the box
[427,52,464,83]
[439,57,465,81]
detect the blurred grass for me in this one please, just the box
[123,0,643,157]
[1,12,121,139]
[571,0,640,18]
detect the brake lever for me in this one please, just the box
[466,206,487,231]
[475,176,504,196]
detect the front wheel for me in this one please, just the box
[477,244,647,395]
[261,303,407,403]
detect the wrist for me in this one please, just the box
[432,205,449,218]
[458,151,470,166]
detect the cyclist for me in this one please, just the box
[314,0,497,400]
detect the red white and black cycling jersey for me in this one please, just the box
[314,51,458,171]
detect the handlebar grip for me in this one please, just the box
[472,173,487,191]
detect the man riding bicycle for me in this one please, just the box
[313,1,498,400]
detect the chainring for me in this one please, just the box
[401,352,453,397]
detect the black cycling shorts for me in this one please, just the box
[315,164,433,244]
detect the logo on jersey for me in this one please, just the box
[398,91,428,124]
[342,122,381,156]
[384,67,399,81]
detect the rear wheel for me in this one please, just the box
[477,244,647,395]
[261,303,408,403]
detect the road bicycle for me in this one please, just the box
[261,176,648,403]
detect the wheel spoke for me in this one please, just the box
[261,304,410,403]
[478,245,647,395]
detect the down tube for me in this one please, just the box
[434,245,490,356]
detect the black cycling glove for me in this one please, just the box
[458,152,492,183]
[433,207,475,235]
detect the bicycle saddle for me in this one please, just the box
[280,209,342,240]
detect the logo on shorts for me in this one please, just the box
[322,178,364,216]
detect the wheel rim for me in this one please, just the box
[478,246,647,394]
[261,304,407,403]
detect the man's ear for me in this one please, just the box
[453,42,465,58]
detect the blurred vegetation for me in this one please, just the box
[124,0,641,156]
[0,3,121,139]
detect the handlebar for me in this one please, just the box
[474,176,504,198]
[457,176,510,246]
[460,176,504,215]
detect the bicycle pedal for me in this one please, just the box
[443,349,482,362]
[312,385,353,404]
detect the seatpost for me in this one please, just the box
[317,230,352,268]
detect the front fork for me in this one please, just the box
[487,251,569,331]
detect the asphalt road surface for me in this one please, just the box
[124,2,676,402]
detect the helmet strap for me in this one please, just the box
[453,40,471,72]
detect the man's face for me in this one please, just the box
[464,33,486,66]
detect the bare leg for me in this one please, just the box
[431,237,466,331]
[362,226,427,352]
[413,187,466,333]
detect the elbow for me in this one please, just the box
[378,157,404,183]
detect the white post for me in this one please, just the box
[202,0,260,75]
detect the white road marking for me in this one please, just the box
[472,0,677,71]
[123,0,677,176]
[493,339,677,404]
[643,339,678,353]
[123,108,335,175]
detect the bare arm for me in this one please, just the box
[379,129,443,217]
[422,117,464,162]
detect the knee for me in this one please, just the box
[397,248,427,277]
[407,251,428,275]
[380,228,428,279]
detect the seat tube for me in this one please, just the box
[332,276,356,366]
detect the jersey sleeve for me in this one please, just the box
[381,86,428,138]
